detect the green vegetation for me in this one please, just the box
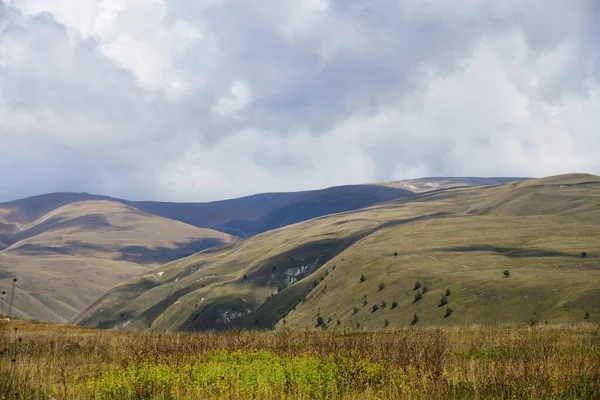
[381,300,387,308]
[2,320,600,399]
[414,291,423,303]
[394,252,398,257]
[413,281,421,291]
[422,285,429,294]
[384,319,389,327]
[445,288,451,296]
[411,313,419,325]
[360,273,366,283]
[391,301,398,309]
[445,308,453,318]
[378,282,385,291]
[439,295,449,307]
[504,270,510,278]
[584,311,590,320]
[372,304,379,312]
[352,306,359,315]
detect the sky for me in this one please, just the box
[1,0,599,202]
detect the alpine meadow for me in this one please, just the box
[2,0,600,398]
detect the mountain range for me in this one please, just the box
[2,177,515,322]
[73,174,600,331]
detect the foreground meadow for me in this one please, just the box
[1,320,599,399]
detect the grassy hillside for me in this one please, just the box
[0,200,235,322]
[245,185,415,235]
[75,174,600,331]
[128,179,518,236]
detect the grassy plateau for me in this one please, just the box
[1,319,599,399]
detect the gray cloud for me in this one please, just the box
[1,0,599,202]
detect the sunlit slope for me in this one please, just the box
[75,174,600,331]
[0,201,235,322]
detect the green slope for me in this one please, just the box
[73,174,600,331]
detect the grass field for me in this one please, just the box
[1,319,599,399]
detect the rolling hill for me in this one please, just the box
[73,174,600,331]
[0,177,525,324]
[0,200,235,322]
[2,178,512,241]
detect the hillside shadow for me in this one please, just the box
[432,245,580,258]
[117,238,226,264]
[9,214,126,245]
[8,241,107,256]
[8,237,226,265]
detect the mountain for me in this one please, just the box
[0,177,525,323]
[72,174,600,332]
[1,178,514,241]
[0,200,235,322]
[126,179,521,236]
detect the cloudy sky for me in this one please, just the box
[1,0,599,202]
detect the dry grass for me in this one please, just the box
[0,200,235,322]
[1,319,599,399]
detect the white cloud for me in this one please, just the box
[211,81,251,118]
[0,0,599,202]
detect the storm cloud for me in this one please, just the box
[1,0,599,201]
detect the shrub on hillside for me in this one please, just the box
[353,306,359,314]
[445,308,453,318]
[411,313,419,325]
[584,311,590,320]
[360,274,366,283]
[316,316,325,327]
[439,295,448,307]
[378,283,385,291]
[414,281,421,291]
[504,270,510,278]
[384,319,389,327]
[372,304,379,312]
[391,301,398,309]
[445,288,451,296]
[394,252,398,257]
[422,285,429,294]
[414,291,423,303]
[381,300,387,308]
